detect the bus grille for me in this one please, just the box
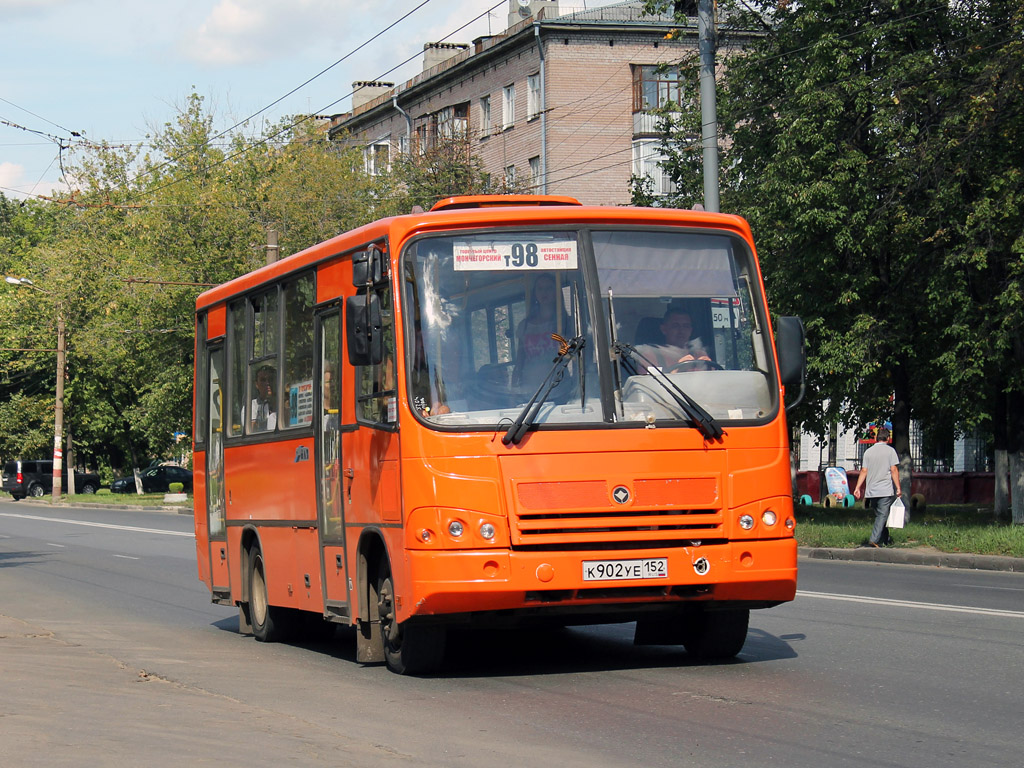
[511,508,721,549]
[510,476,721,549]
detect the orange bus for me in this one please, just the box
[193,195,805,674]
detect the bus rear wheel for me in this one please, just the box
[375,571,445,675]
[682,606,749,660]
[249,547,289,642]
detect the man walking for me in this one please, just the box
[853,427,902,547]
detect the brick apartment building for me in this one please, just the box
[328,1,718,206]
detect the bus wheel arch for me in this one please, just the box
[243,531,290,642]
[354,530,446,674]
[355,530,388,664]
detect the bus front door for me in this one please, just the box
[205,345,230,602]
[316,310,350,618]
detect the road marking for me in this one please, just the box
[953,584,1024,593]
[113,554,141,560]
[47,542,65,548]
[0,512,193,538]
[798,590,1024,619]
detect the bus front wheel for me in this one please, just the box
[249,547,289,642]
[375,571,445,675]
[682,606,749,660]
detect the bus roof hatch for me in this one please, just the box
[430,194,582,211]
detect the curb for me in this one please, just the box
[15,498,194,516]
[799,546,1024,573]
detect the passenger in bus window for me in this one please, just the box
[512,273,570,388]
[250,364,277,431]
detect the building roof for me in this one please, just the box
[551,0,682,26]
[329,1,691,137]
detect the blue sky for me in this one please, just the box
[1,0,615,199]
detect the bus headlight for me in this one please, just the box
[739,514,755,530]
[407,507,508,549]
[762,509,777,526]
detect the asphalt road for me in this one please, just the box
[2,499,1022,767]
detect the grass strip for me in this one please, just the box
[795,503,1024,558]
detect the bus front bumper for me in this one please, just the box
[403,538,797,620]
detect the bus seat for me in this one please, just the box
[634,316,664,346]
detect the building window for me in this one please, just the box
[413,122,429,155]
[529,156,541,191]
[632,65,682,113]
[399,134,409,155]
[505,164,516,188]
[527,73,541,120]
[436,103,469,140]
[502,84,516,129]
[632,139,676,196]
[364,140,390,175]
[479,95,492,138]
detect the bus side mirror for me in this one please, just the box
[776,316,806,411]
[352,245,386,288]
[346,293,383,366]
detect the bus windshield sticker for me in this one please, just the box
[453,239,578,271]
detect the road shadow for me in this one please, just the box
[0,550,49,568]
[212,614,797,677]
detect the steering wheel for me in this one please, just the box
[667,357,722,373]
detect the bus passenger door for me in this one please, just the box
[316,310,350,617]
[206,345,230,601]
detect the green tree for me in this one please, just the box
[382,133,522,215]
[644,1,1024,518]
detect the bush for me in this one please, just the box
[168,482,184,493]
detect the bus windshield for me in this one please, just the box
[402,227,775,429]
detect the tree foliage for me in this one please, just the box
[1,92,502,476]
[640,1,1023,514]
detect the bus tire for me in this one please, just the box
[249,547,289,643]
[682,606,749,660]
[376,570,445,675]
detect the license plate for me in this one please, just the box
[582,558,668,581]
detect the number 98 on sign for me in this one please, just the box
[453,239,578,271]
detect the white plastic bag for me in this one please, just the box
[887,497,906,529]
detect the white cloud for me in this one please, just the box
[0,161,70,200]
[181,0,365,66]
[0,161,25,190]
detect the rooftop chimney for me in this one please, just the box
[507,0,559,29]
[352,81,394,110]
[423,42,470,72]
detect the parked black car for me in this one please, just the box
[110,465,193,494]
[2,459,102,500]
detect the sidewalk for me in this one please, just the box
[799,546,1024,573]
[15,497,193,515]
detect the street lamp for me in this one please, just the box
[4,275,67,502]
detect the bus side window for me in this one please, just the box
[356,283,396,425]
[282,273,315,429]
[227,300,247,437]
[248,288,279,434]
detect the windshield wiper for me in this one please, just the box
[503,335,585,446]
[613,341,724,441]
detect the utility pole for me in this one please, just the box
[266,229,279,265]
[52,309,66,502]
[698,0,720,212]
[4,275,67,502]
